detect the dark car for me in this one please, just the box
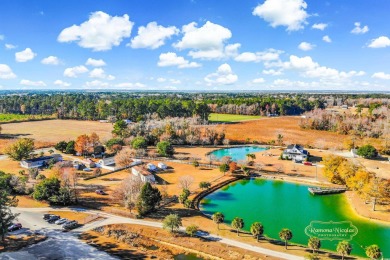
[47,215,60,223]
[43,213,52,220]
[62,221,78,230]
[95,189,107,195]
[8,223,22,232]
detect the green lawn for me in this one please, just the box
[208,113,260,123]
[0,113,54,123]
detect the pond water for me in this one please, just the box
[209,146,267,161]
[200,178,390,257]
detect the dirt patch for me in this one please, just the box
[16,195,49,208]
[80,224,276,260]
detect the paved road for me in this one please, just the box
[4,207,302,260]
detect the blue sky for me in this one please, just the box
[0,0,390,91]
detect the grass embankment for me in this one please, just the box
[0,113,54,123]
[209,113,260,123]
[81,224,273,260]
[0,234,47,252]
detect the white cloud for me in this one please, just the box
[252,0,308,31]
[58,11,133,51]
[41,56,60,65]
[157,52,201,68]
[0,64,16,79]
[283,55,365,80]
[322,35,332,43]
[5,44,16,49]
[170,79,181,84]
[312,23,327,30]
[235,49,282,63]
[85,58,106,67]
[174,21,236,59]
[130,22,179,49]
[116,82,146,89]
[298,42,315,51]
[262,69,282,76]
[368,36,390,48]
[20,79,46,87]
[15,48,36,62]
[64,65,88,78]
[0,35,4,40]
[372,72,390,80]
[54,80,71,87]
[157,77,166,83]
[252,78,265,83]
[204,63,238,85]
[351,22,369,34]
[84,80,110,88]
[89,68,115,80]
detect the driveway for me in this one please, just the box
[3,207,302,260]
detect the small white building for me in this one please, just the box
[98,157,117,171]
[20,154,62,169]
[146,163,158,171]
[158,162,167,170]
[132,166,156,183]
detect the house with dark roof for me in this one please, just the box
[282,144,309,161]
[20,154,62,169]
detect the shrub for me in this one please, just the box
[357,144,377,159]
[185,225,199,237]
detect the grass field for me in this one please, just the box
[208,113,260,122]
[1,119,113,143]
[0,113,54,123]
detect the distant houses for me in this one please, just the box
[98,157,117,171]
[131,166,156,183]
[282,144,309,161]
[20,154,62,169]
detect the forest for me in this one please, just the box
[0,91,388,122]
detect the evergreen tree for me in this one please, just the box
[137,182,162,216]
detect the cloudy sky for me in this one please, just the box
[0,0,390,91]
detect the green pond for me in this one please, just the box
[200,178,390,258]
[209,146,267,161]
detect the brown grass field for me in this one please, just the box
[1,119,113,144]
[218,116,382,150]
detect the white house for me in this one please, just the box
[282,144,309,161]
[20,154,62,169]
[98,157,117,171]
[158,162,167,170]
[132,166,156,183]
[146,163,158,171]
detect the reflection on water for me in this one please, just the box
[200,178,390,257]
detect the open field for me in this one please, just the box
[209,113,261,122]
[218,116,382,149]
[1,119,113,144]
[0,113,54,123]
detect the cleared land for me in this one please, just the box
[1,119,113,149]
[218,116,382,149]
[209,113,261,122]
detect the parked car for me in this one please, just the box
[83,167,92,172]
[303,161,313,166]
[47,215,60,223]
[95,189,107,195]
[55,218,68,225]
[43,213,51,220]
[8,223,22,232]
[62,221,78,230]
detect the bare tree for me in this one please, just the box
[274,164,285,174]
[208,154,217,166]
[115,148,134,171]
[112,175,143,212]
[178,175,194,190]
[221,156,232,164]
[254,162,264,172]
[223,139,230,147]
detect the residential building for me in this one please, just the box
[282,144,309,161]
[20,154,62,169]
[132,166,156,183]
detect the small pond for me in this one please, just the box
[209,146,267,161]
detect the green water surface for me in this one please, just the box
[200,178,390,257]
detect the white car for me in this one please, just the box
[55,218,68,225]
